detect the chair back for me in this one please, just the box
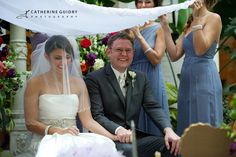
[180,123,236,157]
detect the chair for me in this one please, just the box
[180,123,236,157]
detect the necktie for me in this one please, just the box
[118,74,126,96]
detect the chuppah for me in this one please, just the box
[0,0,195,156]
[0,0,195,35]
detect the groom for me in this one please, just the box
[85,32,180,157]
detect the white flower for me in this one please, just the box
[0,43,7,50]
[3,61,16,69]
[93,59,105,71]
[128,71,136,79]
[128,71,136,87]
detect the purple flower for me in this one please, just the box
[102,32,118,45]
[30,33,49,51]
[86,53,96,66]
[2,46,9,54]
[229,142,236,155]
[6,69,16,78]
[101,36,109,45]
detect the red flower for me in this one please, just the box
[0,36,3,45]
[2,68,7,77]
[80,37,92,48]
[80,62,89,75]
[109,32,118,36]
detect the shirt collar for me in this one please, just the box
[110,65,127,80]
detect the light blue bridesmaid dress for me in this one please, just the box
[177,32,223,135]
[131,23,170,136]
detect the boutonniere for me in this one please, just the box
[128,71,136,88]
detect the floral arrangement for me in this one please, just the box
[0,36,24,132]
[76,32,116,75]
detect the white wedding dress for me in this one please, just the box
[20,94,123,157]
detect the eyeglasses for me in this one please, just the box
[111,48,134,54]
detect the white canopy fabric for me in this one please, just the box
[0,0,194,35]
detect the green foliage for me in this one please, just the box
[223,95,232,125]
[219,16,236,52]
[214,0,236,35]
[176,0,191,34]
[166,83,178,105]
[222,17,236,40]
[0,45,25,132]
[166,82,178,130]
[222,83,236,125]
[0,151,13,157]
[0,99,15,132]
[221,94,236,141]
[223,83,236,97]
[219,16,236,73]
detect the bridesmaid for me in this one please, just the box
[127,0,170,136]
[160,0,223,135]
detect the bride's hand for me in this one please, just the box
[59,126,80,136]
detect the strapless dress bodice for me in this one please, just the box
[39,94,78,128]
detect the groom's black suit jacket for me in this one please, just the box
[85,64,171,134]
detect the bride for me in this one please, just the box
[23,35,123,157]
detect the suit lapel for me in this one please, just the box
[105,64,125,105]
[125,70,135,114]
[125,74,132,111]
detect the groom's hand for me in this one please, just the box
[116,127,132,143]
[164,127,180,156]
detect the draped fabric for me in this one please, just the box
[0,0,194,35]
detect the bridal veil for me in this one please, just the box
[29,35,89,112]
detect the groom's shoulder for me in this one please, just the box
[86,66,106,79]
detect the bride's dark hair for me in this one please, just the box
[45,35,74,58]
[31,35,81,79]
